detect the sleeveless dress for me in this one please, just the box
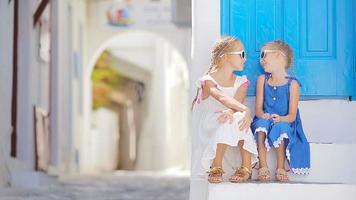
[190,74,258,182]
[251,73,310,174]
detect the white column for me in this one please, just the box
[190,0,220,200]
[0,0,14,186]
[190,0,220,99]
[152,39,170,170]
[50,0,71,173]
[16,0,40,169]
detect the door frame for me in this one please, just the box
[353,0,356,100]
[11,0,19,158]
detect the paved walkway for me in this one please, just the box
[0,171,190,200]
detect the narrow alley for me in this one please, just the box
[0,171,189,200]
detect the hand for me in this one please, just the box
[216,109,234,124]
[239,110,252,132]
[271,114,281,123]
[262,113,270,119]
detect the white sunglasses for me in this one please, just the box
[220,50,246,60]
[260,49,286,59]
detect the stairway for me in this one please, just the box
[191,100,356,200]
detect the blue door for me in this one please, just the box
[221,0,355,98]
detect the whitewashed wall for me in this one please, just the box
[50,0,88,174]
[0,0,14,186]
[80,0,191,172]
[81,32,189,172]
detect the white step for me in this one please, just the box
[248,143,356,184]
[208,182,356,200]
[190,143,356,200]
[10,171,58,188]
[245,99,356,143]
[6,155,59,188]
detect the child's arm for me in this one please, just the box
[272,80,300,123]
[219,80,249,115]
[234,81,249,103]
[281,80,300,122]
[205,80,252,131]
[216,82,250,124]
[203,80,248,112]
[255,75,269,118]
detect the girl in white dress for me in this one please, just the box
[190,37,258,186]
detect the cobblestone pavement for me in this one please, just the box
[0,171,190,200]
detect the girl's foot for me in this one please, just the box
[258,167,271,181]
[229,166,251,183]
[276,168,289,182]
[207,166,224,183]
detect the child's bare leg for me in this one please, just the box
[239,140,252,171]
[208,143,227,183]
[211,143,227,167]
[257,132,271,181]
[276,140,289,181]
[229,140,252,182]
[257,132,268,168]
[276,140,285,169]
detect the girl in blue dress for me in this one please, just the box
[252,41,310,182]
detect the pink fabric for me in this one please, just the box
[196,79,217,104]
[241,80,250,88]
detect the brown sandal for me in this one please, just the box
[258,167,271,181]
[276,168,289,182]
[229,166,252,183]
[207,167,224,183]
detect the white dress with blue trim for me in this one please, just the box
[190,74,258,181]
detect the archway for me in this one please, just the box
[79,30,190,173]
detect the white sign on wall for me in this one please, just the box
[105,0,172,28]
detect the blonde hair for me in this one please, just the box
[191,36,241,110]
[264,40,293,68]
[207,36,241,74]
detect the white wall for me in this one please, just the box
[50,0,88,174]
[17,0,40,170]
[0,0,65,186]
[166,46,190,170]
[190,0,221,197]
[0,0,191,177]
[79,0,192,172]
[67,0,87,174]
[50,0,71,173]
[84,0,191,68]
[0,0,14,186]
[89,108,119,172]
[80,32,190,171]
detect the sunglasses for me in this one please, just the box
[260,49,286,59]
[220,50,246,60]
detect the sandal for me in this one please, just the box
[276,168,289,182]
[207,166,224,183]
[258,167,271,181]
[229,166,252,183]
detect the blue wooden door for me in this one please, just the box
[221,0,355,98]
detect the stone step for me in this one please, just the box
[245,99,356,143]
[10,171,58,188]
[208,182,356,200]
[249,143,356,184]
